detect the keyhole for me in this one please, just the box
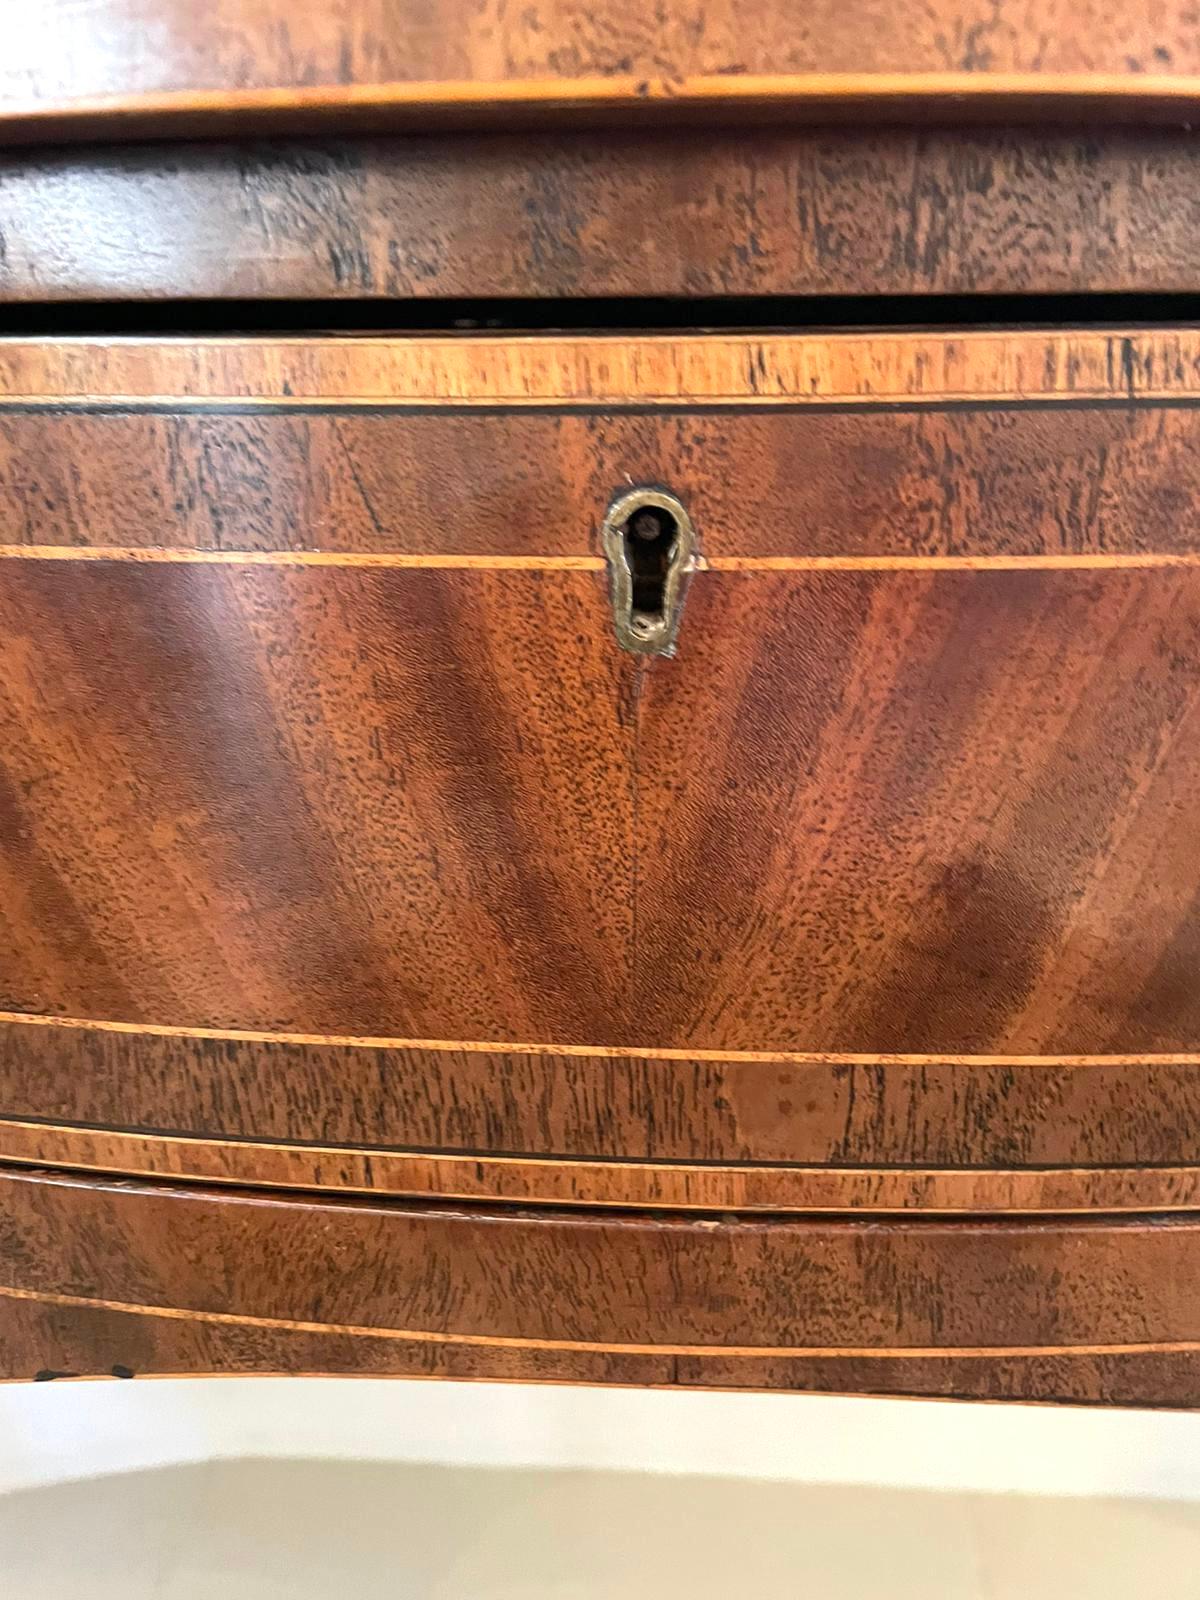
[601,486,696,657]
[626,506,680,634]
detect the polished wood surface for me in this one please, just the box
[4,328,1200,405]
[4,310,1200,1389]
[0,562,630,1043]
[13,80,1200,149]
[636,567,1200,1053]
[3,129,1200,301]
[4,402,1200,558]
[6,2,1200,1408]
[9,1119,1200,1213]
[10,1287,1200,1408]
[6,1020,1200,1212]
[4,1170,1200,1356]
[1,556,1198,1055]
[2,332,1200,1231]
[8,0,1200,99]
[7,1,1200,141]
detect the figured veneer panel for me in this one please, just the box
[9,0,1200,110]
[4,130,1200,298]
[3,1170,1200,1355]
[4,332,1200,1209]
[0,560,632,1041]
[635,567,1200,1053]
[7,1115,1200,1211]
[8,1283,1200,1406]
[2,560,1200,1057]
[6,1018,1200,1210]
[6,404,1200,558]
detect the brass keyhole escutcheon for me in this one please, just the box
[601,486,697,657]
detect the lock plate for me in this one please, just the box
[601,486,697,657]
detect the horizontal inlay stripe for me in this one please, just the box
[3,548,1200,572]
[5,1121,1200,1213]
[0,1009,1196,1066]
[0,1284,1195,1361]
[9,72,1200,144]
[0,549,607,569]
[2,329,1199,408]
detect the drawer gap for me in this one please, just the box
[5,290,1200,339]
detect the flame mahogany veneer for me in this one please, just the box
[4,19,1200,1402]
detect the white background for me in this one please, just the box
[2,1379,1199,1596]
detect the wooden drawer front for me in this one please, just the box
[1,558,1197,1053]
[0,560,629,1042]
[7,0,1200,114]
[3,1169,1200,1401]
[4,131,1200,304]
[3,330,1200,1211]
[7,403,1200,561]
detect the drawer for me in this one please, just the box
[3,1167,1200,1405]
[2,329,1200,1211]
[3,130,1200,304]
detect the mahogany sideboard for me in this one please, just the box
[4,1,1200,1408]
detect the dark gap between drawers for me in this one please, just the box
[5,291,1200,337]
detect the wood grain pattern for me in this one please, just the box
[2,559,1200,1059]
[5,1021,1200,1211]
[7,1,1200,143]
[5,331,1200,1216]
[0,560,632,1043]
[7,1119,1200,1213]
[4,129,1200,301]
[4,329,1200,406]
[7,0,1200,103]
[636,567,1200,1054]
[4,1169,1200,1355]
[8,1287,1200,1407]
[7,553,1200,1062]
[7,404,1200,559]
[9,13,1200,1406]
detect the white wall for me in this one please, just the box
[5,1378,1200,1499]
[2,1381,1200,1597]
